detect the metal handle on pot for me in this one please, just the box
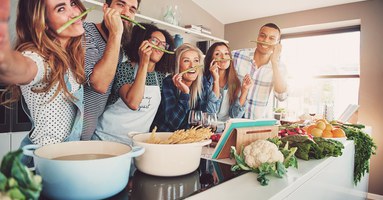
[22,144,41,157]
[129,146,145,157]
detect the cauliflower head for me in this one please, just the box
[243,140,284,168]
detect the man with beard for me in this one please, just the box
[232,23,288,119]
[82,0,141,140]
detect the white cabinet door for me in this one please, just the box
[0,133,11,161]
[10,131,29,151]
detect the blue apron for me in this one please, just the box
[20,75,84,167]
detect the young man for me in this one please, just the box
[232,23,288,119]
[82,0,141,140]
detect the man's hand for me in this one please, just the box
[103,7,123,37]
[270,43,282,64]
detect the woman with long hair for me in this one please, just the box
[94,23,174,144]
[0,0,87,165]
[204,42,253,121]
[152,43,221,132]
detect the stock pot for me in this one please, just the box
[23,141,144,200]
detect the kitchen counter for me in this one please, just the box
[189,140,369,200]
[105,140,368,200]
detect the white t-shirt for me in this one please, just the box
[20,51,80,145]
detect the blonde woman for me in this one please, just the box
[151,43,221,132]
[204,42,253,121]
[0,0,86,165]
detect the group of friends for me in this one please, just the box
[0,0,287,166]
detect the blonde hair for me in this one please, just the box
[174,43,204,108]
[1,0,86,105]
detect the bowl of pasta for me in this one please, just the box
[131,127,212,177]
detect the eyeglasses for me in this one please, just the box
[149,37,170,50]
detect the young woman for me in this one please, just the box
[0,0,87,165]
[204,42,253,121]
[94,23,174,145]
[152,43,221,132]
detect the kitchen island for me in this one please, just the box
[107,140,368,200]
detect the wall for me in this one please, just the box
[225,0,383,195]
[83,0,225,44]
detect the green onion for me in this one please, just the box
[250,40,276,46]
[149,43,175,54]
[120,15,146,30]
[56,7,95,34]
[179,65,203,75]
[214,58,232,62]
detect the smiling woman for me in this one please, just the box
[0,0,87,167]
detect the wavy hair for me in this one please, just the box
[174,43,204,108]
[204,42,240,105]
[1,0,86,106]
[126,23,174,74]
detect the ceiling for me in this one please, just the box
[191,0,367,24]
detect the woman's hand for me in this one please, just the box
[138,40,152,68]
[241,74,253,92]
[172,73,190,94]
[209,59,219,81]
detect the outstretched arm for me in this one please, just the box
[0,0,37,85]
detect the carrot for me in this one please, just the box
[120,15,146,30]
[56,7,95,34]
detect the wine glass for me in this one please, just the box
[188,110,202,127]
[202,113,218,158]
[308,104,317,124]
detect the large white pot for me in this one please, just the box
[23,141,144,200]
[132,132,211,177]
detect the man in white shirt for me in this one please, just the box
[232,23,288,119]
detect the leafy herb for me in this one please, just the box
[338,124,377,185]
[120,15,146,30]
[56,7,95,34]
[0,150,42,199]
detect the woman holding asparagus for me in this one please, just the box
[94,23,174,144]
[204,42,253,121]
[152,43,221,132]
[0,0,87,166]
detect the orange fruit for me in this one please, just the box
[306,125,317,135]
[332,128,346,138]
[325,124,333,131]
[316,121,326,130]
[311,128,323,137]
[322,130,333,138]
[316,119,328,124]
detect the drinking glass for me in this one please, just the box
[202,113,218,158]
[202,113,218,133]
[188,110,202,127]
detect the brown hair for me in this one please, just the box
[1,0,86,105]
[204,42,240,105]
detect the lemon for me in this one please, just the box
[316,121,326,130]
[311,128,323,137]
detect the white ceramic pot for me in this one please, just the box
[132,132,211,177]
[23,141,144,200]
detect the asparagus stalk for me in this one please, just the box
[250,40,277,46]
[214,58,232,62]
[149,43,175,54]
[56,7,95,34]
[120,15,146,30]
[179,65,203,75]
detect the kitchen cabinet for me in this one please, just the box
[83,0,228,43]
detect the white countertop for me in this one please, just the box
[189,140,368,200]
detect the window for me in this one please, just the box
[276,26,360,121]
